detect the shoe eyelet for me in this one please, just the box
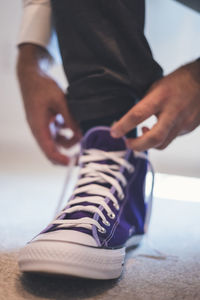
[108,212,115,219]
[114,203,120,210]
[102,220,110,226]
[128,166,134,173]
[119,193,124,200]
[98,227,106,234]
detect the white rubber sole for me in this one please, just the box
[18,235,143,280]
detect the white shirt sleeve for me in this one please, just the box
[17,0,52,49]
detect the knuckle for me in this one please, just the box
[53,90,65,103]
[160,84,169,97]
[184,116,196,131]
[183,121,191,131]
[156,144,167,150]
[159,80,172,97]
[149,132,164,145]
[151,100,160,112]
[189,124,197,132]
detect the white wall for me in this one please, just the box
[145,0,200,177]
[0,0,200,177]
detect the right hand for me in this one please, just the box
[17,45,82,165]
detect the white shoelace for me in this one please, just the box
[52,149,135,233]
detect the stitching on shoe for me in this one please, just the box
[101,158,142,247]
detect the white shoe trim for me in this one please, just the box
[19,240,125,280]
[19,234,144,280]
[32,230,98,247]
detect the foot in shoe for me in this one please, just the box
[18,126,153,280]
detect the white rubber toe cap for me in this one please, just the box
[32,230,98,247]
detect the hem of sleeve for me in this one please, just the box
[17,4,52,50]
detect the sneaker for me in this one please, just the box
[18,126,153,280]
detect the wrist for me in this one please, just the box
[17,43,52,75]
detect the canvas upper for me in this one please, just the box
[32,126,149,249]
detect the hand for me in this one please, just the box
[17,44,82,165]
[111,61,200,151]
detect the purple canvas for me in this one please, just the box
[42,126,149,248]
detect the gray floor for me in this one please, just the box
[1,169,200,300]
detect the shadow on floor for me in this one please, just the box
[18,245,140,299]
[19,271,121,300]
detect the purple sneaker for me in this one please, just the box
[18,126,153,280]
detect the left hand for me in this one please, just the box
[111,61,200,150]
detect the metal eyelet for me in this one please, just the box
[98,227,106,234]
[128,166,134,173]
[119,193,124,200]
[114,203,120,210]
[102,220,110,226]
[108,212,116,219]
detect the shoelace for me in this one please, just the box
[51,149,135,234]
[52,133,175,260]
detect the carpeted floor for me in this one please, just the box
[1,196,200,300]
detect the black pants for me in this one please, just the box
[51,0,163,134]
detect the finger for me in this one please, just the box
[155,114,187,150]
[141,126,150,134]
[111,88,161,138]
[125,112,175,151]
[156,122,184,150]
[58,98,82,140]
[32,114,70,165]
[55,133,80,149]
[38,131,70,165]
[154,111,200,150]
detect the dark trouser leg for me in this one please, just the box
[80,110,136,137]
[51,0,163,135]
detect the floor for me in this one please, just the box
[1,156,200,300]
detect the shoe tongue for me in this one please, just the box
[81,126,126,152]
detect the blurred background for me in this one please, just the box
[1,0,200,177]
[0,0,200,250]
[1,3,200,298]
